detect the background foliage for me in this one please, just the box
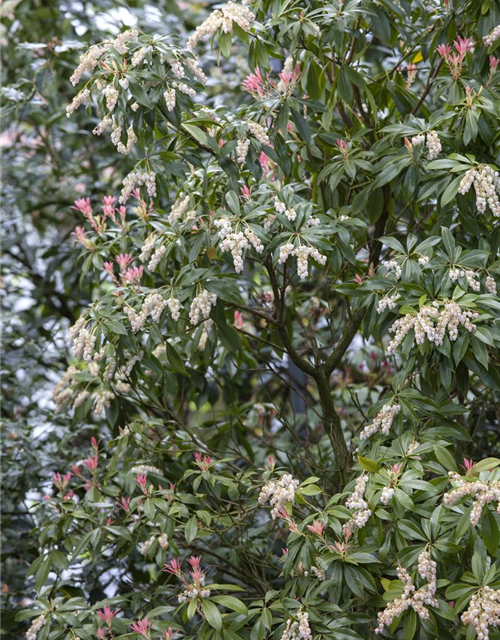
[4,0,500,639]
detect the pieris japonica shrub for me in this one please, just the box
[15,0,500,639]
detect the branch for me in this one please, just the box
[411,58,444,115]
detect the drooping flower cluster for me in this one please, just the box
[343,474,371,536]
[458,166,500,216]
[484,25,500,47]
[280,609,312,640]
[247,120,270,145]
[486,276,497,295]
[377,292,400,314]
[383,259,402,279]
[258,474,300,519]
[461,586,500,639]
[448,267,480,291]
[187,1,255,49]
[124,293,169,332]
[25,614,47,640]
[168,194,191,224]
[130,464,163,475]
[69,316,96,361]
[148,245,167,272]
[189,290,217,325]
[375,551,438,634]
[278,244,327,279]
[274,197,297,221]
[214,216,264,272]
[69,30,139,86]
[236,138,250,163]
[120,170,157,203]
[443,472,500,526]
[140,532,169,555]
[380,485,395,505]
[411,130,441,159]
[359,403,401,440]
[387,300,478,355]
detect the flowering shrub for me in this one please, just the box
[7,0,500,639]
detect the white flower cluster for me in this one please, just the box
[130,464,162,474]
[458,166,500,216]
[140,233,157,262]
[112,123,137,156]
[52,366,79,409]
[131,45,148,67]
[69,30,139,85]
[278,244,327,279]
[178,586,211,603]
[426,131,442,159]
[462,586,500,639]
[383,259,402,279]
[170,60,184,78]
[185,58,208,85]
[26,614,47,640]
[486,276,497,295]
[158,533,169,549]
[198,319,213,349]
[387,300,478,355]
[69,316,96,361]
[139,532,169,555]
[189,290,217,325]
[359,403,401,440]
[484,25,500,47]
[311,565,326,581]
[343,474,371,536]
[280,610,312,640]
[122,351,144,377]
[167,297,182,321]
[73,389,90,408]
[168,194,190,224]
[258,474,300,519]
[172,81,197,98]
[380,486,395,505]
[412,131,441,159]
[443,471,500,526]
[274,197,297,221]
[93,115,112,135]
[102,84,119,111]
[124,293,168,332]
[214,217,264,272]
[375,551,438,634]
[120,170,157,203]
[187,1,255,49]
[449,267,480,291]
[148,245,167,272]
[247,120,270,145]
[140,534,156,555]
[92,388,115,414]
[236,138,250,163]
[66,88,91,116]
[164,88,176,111]
[377,292,400,314]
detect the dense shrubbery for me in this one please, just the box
[5,0,500,639]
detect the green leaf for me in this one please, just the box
[210,595,247,614]
[201,599,222,630]
[185,515,198,544]
[472,458,500,474]
[183,123,208,147]
[357,456,381,473]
